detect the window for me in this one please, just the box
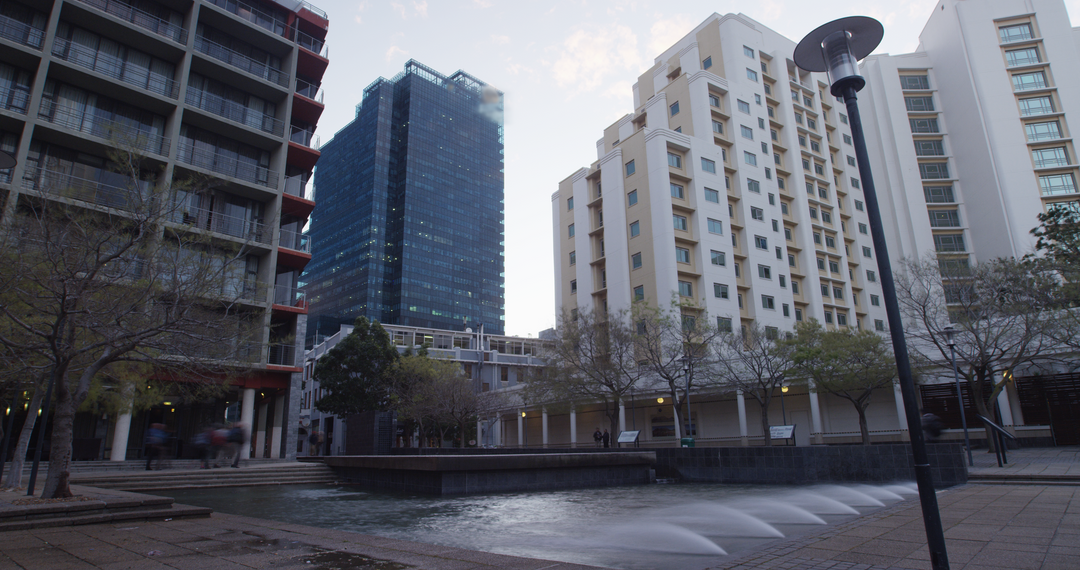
[744,152,757,166]
[999,23,1034,43]
[754,235,768,250]
[814,163,825,175]
[782,304,790,317]
[759,118,766,129]
[817,257,826,270]
[625,160,636,176]
[632,252,642,269]
[781,203,790,216]
[788,254,796,267]
[905,96,934,112]
[670,183,685,199]
[795,308,804,321]
[824,312,834,324]
[778,177,786,190]
[808,118,817,131]
[914,140,945,156]
[829,260,840,273]
[810,207,819,219]
[703,56,712,69]
[705,188,720,203]
[702,158,717,174]
[1040,173,1078,196]
[711,250,726,266]
[758,265,772,279]
[761,61,768,73]
[717,317,733,332]
[670,101,680,116]
[709,94,721,107]
[772,220,779,232]
[833,287,844,300]
[734,262,740,277]
[921,186,954,203]
[630,221,640,237]
[568,224,575,237]
[741,125,754,140]
[728,203,734,216]
[867,269,879,282]
[811,140,821,153]
[843,134,852,145]
[676,247,691,263]
[900,75,930,90]
[668,152,682,168]
[858,223,868,234]
[850,177,861,189]
[919,163,949,179]
[804,95,813,107]
[708,218,723,234]
[1019,96,1054,116]
[825,235,836,249]
[798,135,807,148]
[673,215,688,231]
[628,189,638,206]
[1012,71,1048,91]
[570,280,577,294]
[929,209,961,227]
[765,168,772,180]
[855,200,864,211]
[634,285,644,301]
[862,246,872,258]
[1006,47,1040,67]
[738,100,750,114]
[732,233,738,247]
[1026,121,1062,141]
[714,283,729,299]
[821,283,830,296]
[778,274,787,287]
[567,197,574,210]
[909,118,940,133]
[795,113,803,124]
[751,207,764,221]
[712,120,724,134]
[784,227,793,241]
[569,251,576,265]
[762,295,775,310]
[678,281,693,297]
[746,68,758,82]
[821,210,832,224]
[837,313,848,326]
[743,45,755,58]
[792,280,800,294]
[1033,147,1069,168]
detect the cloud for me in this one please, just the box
[647,15,697,57]
[390,0,427,19]
[413,0,428,17]
[550,25,642,94]
[386,45,409,62]
[353,1,368,25]
[492,34,510,45]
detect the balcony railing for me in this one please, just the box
[39,101,169,156]
[278,227,309,252]
[0,84,29,114]
[295,29,327,58]
[21,166,147,211]
[206,0,289,39]
[0,13,44,48]
[295,78,323,103]
[74,0,188,44]
[273,284,306,307]
[298,1,328,19]
[267,342,296,366]
[51,38,179,99]
[185,87,285,136]
[194,35,290,88]
[176,140,279,189]
[173,205,270,245]
[283,175,311,199]
[289,126,319,149]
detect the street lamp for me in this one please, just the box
[943,326,973,467]
[681,357,692,442]
[795,17,950,570]
[780,385,789,425]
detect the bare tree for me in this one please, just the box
[0,146,261,498]
[711,324,793,445]
[895,256,1056,450]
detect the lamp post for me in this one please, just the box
[795,17,949,570]
[943,326,973,467]
[681,357,692,441]
[780,385,789,425]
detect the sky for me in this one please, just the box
[310,0,1080,337]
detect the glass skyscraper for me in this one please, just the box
[305,60,505,345]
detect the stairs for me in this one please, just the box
[0,487,212,532]
[968,473,1080,486]
[69,462,338,492]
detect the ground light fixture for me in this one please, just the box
[795,16,950,570]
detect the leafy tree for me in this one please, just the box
[711,324,793,445]
[312,316,399,416]
[0,146,260,498]
[523,308,643,437]
[786,320,897,445]
[1029,207,1080,349]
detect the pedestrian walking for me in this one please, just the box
[593,428,602,448]
[227,423,248,467]
[144,423,167,471]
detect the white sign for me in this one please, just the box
[618,430,640,443]
[770,425,795,439]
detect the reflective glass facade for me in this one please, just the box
[305,60,505,345]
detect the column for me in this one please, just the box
[893,381,908,432]
[517,410,523,447]
[541,408,549,448]
[618,402,626,434]
[673,401,682,440]
[493,414,502,447]
[476,418,483,447]
[269,396,285,458]
[996,389,1015,425]
[109,409,132,461]
[736,389,748,446]
[254,401,268,459]
[569,408,577,448]
[808,390,824,444]
[239,388,255,459]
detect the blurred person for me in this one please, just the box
[144,423,167,471]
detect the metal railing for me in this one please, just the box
[273,284,306,307]
[185,87,285,136]
[298,1,328,20]
[39,101,169,156]
[176,140,279,189]
[278,227,309,252]
[173,205,270,244]
[193,35,290,88]
[267,342,296,366]
[289,126,319,149]
[0,13,44,48]
[74,0,188,44]
[976,414,1016,468]
[51,38,179,99]
[21,166,145,211]
[295,78,323,103]
[206,0,289,39]
[0,84,29,114]
[295,29,327,57]
[283,175,309,199]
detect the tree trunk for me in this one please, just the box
[760,405,772,446]
[972,392,997,453]
[857,406,871,445]
[2,389,44,489]
[42,387,75,499]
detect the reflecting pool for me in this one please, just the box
[162,481,917,570]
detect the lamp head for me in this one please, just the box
[781,385,789,394]
[657,397,665,404]
[521,411,526,418]
[794,16,883,97]
[942,325,956,347]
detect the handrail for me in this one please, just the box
[976,414,1015,467]
[278,227,309,252]
[205,0,289,39]
[73,0,188,45]
[289,126,319,149]
[0,84,29,114]
[267,342,296,366]
[193,35,290,88]
[39,100,169,156]
[51,38,179,99]
[283,175,310,199]
[176,140,279,190]
[0,13,45,48]
[185,86,285,136]
[295,28,327,58]
[173,205,270,245]
[273,284,306,307]
[298,1,328,20]
[21,166,147,211]
[295,78,324,103]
